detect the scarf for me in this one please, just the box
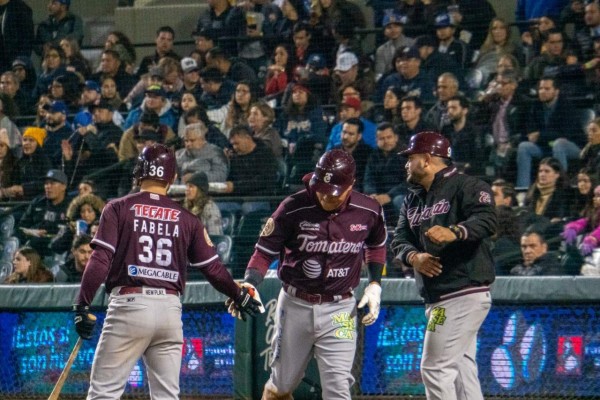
[535,182,555,216]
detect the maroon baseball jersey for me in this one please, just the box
[254,189,387,295]
[92,191,218,293]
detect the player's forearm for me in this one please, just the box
[202,261,242,299]
[76,247,112,306]
[244,250,273,287]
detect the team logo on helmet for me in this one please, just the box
[324,172,333,183]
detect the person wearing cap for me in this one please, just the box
[236,148,386,400]
[206,47,258,86]
[11,56,36,99]
[18,168,73,257]
[192,27,216,66]
[523,29,568,82]
[90,49,137,99]
[199,66,236,111]
[182,171,223,236]
[332,51,375,103]
[392,131,496,400]
[73,80,124,131]
[137,26,181,78]
[176,122,228,183]
[34,0,83,57]
[178,57,203,100]
[376,46,435,103]
[434,13,470,70]
[44,100,76,168]
[0,0,34,74]
[118,109,177,162]
[123,83,177,132]
[414,34,464,85]
[375,11,415,80]
[326,96,377,151]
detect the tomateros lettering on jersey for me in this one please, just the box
[131,204,181,222]
[128,265,179,282]
[406,199,450,227]
[297,234,363,254]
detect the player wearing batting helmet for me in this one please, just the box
[391,131,496,400]
[73,143,262,399]
[226,149,387,399]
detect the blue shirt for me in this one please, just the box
[326,117,377,151]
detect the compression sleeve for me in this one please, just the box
[76,246,112,306]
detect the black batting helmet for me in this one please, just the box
[309,149,356,196]
[400,131,452,159]
[133,144,177,185]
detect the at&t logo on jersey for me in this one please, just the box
[128,264,179,282]
[131,204,181,222]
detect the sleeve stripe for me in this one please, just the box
[190,254,219,267]
[348,202,380,216]
[366,238,387,248]
[91,238,115,253]
[458,224,468,240]
[256,243,280,255]
[287,205,316,215]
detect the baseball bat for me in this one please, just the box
[48,314,97,400]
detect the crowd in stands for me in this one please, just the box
[4,0,600,282]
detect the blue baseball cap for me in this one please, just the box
[434,13,454,28]
[83,80,100,93]
[399,46,420,60]
[383,11,408,26]
[53,0,71,6]
[48,101,67,114]
[306,54,326,70]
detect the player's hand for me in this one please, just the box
[73,304,97,340]
[425,225,457,245]
[410,252,442,278]
[357,283,381,326]
[233,285,264,321]
[226,283,266,319]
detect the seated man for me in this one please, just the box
[199,67,236,110]
[123,84,177,131]
[510,228,563,276]
[326,97,377,150]
[56,234,93,282]
[176,122,228,183]
[331,117,372,192]
[18,169,72,258]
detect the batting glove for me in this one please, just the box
[225,283,266,320]
[561,228,578,245]
[357,283,381,326]
[233,285,264,321]
[73,304,96,340]
[581,236,597,256]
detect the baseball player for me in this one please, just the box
[228,149,387,400]
[73,144,261,400]
[391,131,496,400]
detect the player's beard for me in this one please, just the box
[407,162,426,185]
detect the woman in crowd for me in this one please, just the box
[4,247,53,284]
[177,91,201,137]
[32,43,67,102]
[373,86,403,127]
[580,118,600,171]
[183,171,223,236]
[100,76,124,112]
[475,18,524,83]
[60,36,91,79]
[572,168,599,218]
[103,31,136,74]
[50,74,81,113]
[221,81,256,137]
[265,44,294,98]
[525,157,572,224]
[34,94,52,127]
[562,184,600,257]
[248,101,283,159]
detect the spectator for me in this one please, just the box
[137,26,181,77]
[521,14,560,62]
[434,13,470,70]
[377,46,434,103]
[326,97,377,150]
[510,228,563,275]
[223,124,278,197]
[294,53,332,105]
[270,0,305,45]
[237,9,269,76]
[124,84,177,131]
[332,117,372,191]
[414,34,464,86]
[313,0,366,62]
[183,105,229,149]
[18,169,72,257]
[561,0,586,33]
[424,72,459,131]
[191,27,216,69]
[199,67,236,111]
[90,49,137,99]
[373,85,403,127]
[364,122,406,223]
[34,0,83,57]
[375,11,415,81]
[206,47,258,86]
[265,44,295,97]
[4,247,53,284]
[441,95,485,174]
[32,43,67,102]
[182,171,223,236]
[523,29,567,83]
[491,178,518,208]
[580,117,600,171]
[176,122,228,183]
[452,0,497,50]
[475,18,524,83]
[0,94,20,151]
[574,0,600,60]
[1,71,31,116]
[562,183,600,257]
[11,56,36,100]
[0,129,19,200]
[195,0,245,57]
[55,234,93,283]
[177,91,201,137]
[524,157,572,223]
[480,54,523,92]
[277,83,327,153]
[118,109,176,162]
[0,0,34,74]
[34,94,51,128]
[221,81,256,137]
[516,76,582,188]
[4,127,50,200]
[397,95,432,143]
[248,101,283,160]
[74,80,124,130]
[333,51,375,104]
[291,22,319,69]
[178,57,202,101]
[572,167,599,217]
[492,204,523,275]
[49,73,82,113]
[60,36,91,79]
[100,76,123,112]
[43,100,74,168]
[77,179,95,197]
[103,31,136,74]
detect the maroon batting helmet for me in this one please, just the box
[400,131,452,159]
[133,143,177,185]
[309,149,356,196]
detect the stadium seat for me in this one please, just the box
[0,214,15,240]
[1,237,19,264]
[220,210,237,236]
[210,234,233,265]
[0,260,12,282]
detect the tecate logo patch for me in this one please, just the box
[128,265,179,282]
[303,259,322,278]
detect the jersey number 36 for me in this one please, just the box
[138,235,172,266]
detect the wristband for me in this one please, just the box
[449,224,464,240]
